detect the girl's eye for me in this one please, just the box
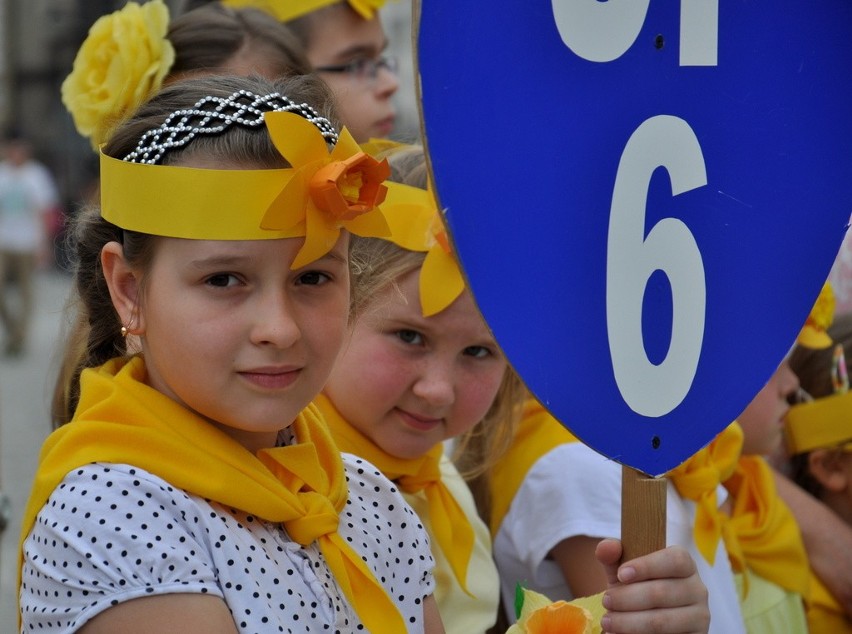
[464,345,492,359]
[397,329,423,345]
[297,271,331,286]
[205,273,240,288]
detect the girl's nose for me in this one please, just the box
[251,291,301,348]
[411,360,455,408]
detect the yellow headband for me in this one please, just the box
[380,181,465,316]
[221,0,386,22]
[62,0,175,150]
[786,393,852,454]
[102,110,391,269]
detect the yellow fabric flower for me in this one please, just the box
[61,0,175,150]
[508,586,603,634]
[797,282,835,349]
[261,111,390,268]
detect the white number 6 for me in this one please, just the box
[606,115,707,417]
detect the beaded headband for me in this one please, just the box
[786,281,852,453]
[379,181,465,316]
[221,0,386,22]
[102,89,391,269]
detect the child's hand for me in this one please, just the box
[595,539,710,634]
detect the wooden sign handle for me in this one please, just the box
[621,466,667,563]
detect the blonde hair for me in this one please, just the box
[351,145,527,522]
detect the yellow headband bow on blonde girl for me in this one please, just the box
[380,181,466,316]
[222,0,386,22]
[101,90,391,268]
[62,0,174,150]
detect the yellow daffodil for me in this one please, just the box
[798,282,835,349]
[508,586,604,634]
[261,111,390,268]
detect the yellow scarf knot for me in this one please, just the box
[19,356,405,634]
[315,393,477,595]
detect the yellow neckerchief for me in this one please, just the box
[667,422,744,565]
[19,356,404,634]
[722,455,810,599]
[314,392,476,595]
[489,399,578,536]
[807,570,852,634]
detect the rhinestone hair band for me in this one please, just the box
[123,89,339,165]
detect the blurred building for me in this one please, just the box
[0,0,419,217]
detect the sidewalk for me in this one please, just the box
[0,269,72,628]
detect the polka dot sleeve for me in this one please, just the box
[20,464,223,632]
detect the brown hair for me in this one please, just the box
[168,4,312,80]
[52,74,339,427]
[350,145,527,523]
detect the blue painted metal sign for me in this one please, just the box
[417,1,852,475]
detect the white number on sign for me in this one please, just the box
[551,0,719,66]
[606,115,707,417]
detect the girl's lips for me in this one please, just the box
[396,408,442,432]
[239,368,300,390]
[374,116,395,136]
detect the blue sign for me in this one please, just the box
[417,1,852,475]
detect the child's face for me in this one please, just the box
[136,235,350,452]
[308,5,398,142]
[324,269,507,460]
[737,360,799,456]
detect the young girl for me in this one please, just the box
[19,74,442,633]
[54,0,312,425]
[787,310,852,632]
[316,145,712,633]
[184,0,400,142]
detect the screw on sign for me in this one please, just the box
[416,0,852,558]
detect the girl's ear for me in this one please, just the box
[101,241,144,335]
[807,449,849,492]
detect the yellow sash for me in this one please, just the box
[667,422,743,565]
[314,393,476,594]
[722,455,810,599]
[19,356,404,634]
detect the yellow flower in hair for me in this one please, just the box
[797,282,835,349]
[508,586,602,634]
[61,0,174,150]
[262,111,391,268]
[222,0,387,22]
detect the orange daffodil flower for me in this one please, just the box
[261,111,390,269]
[508,586,604,634]
[380,180,465,316]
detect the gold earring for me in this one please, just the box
[120,325,128,338]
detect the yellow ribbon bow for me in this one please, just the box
[667,422,744,565]
[19,356,405,634]
[381,180,466,316]
[315,393,477,594]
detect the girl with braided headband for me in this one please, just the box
[19,74,443,633]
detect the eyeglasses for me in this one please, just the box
[315,55,399,83]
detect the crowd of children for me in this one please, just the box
[12,0,852,632]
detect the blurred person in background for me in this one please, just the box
[0,128,58,358]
